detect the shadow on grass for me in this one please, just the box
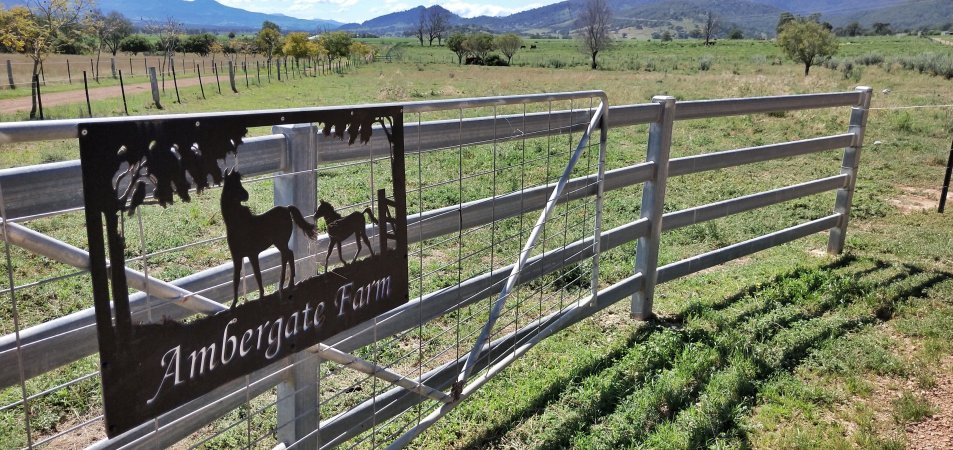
[454,255,953,450]
[658,259,953,448]
[454,323,657,450]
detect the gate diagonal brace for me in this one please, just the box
[312,343,453,404]
[454,99,608,392]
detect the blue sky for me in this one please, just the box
[214,0,560,24]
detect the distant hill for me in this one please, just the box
[4,0,342,32]
[339,5,460,35]
[826,0,953,31]
[342,0,952,38]
[342,0,782,38]
[4,0,947,37]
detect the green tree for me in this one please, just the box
[182,32,216,56]
[101,11,132,55]
[463,32,495,64]
[447,32,468,64]
[256,23,282,64]
[349,41,375,63]
[119,34,152,55]
[282,31,314,64]
[318,31,352,67]
[4,0,92,118]
[872,22,892,35]
[495,33,522,64]
[777,18,839,76]
[776,12,795,34]
[843,21,864,36]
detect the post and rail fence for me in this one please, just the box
[0,87,870,449]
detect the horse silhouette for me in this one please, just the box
[313,200,378,271]
[221,169,316,308]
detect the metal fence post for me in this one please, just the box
[828,86,872,254]
[273,123,319,449]
[631,96,676,320]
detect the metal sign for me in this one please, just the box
[78,106,406,437]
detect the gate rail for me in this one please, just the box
[0,87,871,449]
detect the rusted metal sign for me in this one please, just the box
[78,106,406,437]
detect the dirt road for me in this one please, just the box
[0,76,206,114]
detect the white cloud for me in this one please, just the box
[440,1,546,18]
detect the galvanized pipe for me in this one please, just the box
[661,174,848,231]
[828,87,873,254]
[0,91,859,144]
[668,133,855,177]
[658,214,842,283]
[313,344,452,404]
[632,96,676,320]
[0,219,226,315]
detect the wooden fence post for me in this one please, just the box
[228,60,238,93]
[6,60,14,89]
[148,67,162,109]
[631,96,676,320]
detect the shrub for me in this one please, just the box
[822,58,841,70]
[896,52,953,79]
[893,111,914,133]
[483,54,509,66]
[856,52,884,66]
[698,55,713,71]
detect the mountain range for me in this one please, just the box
[3,0,342,31]
[340,0,953,37]
[6,0,950,35]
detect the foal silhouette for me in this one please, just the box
[221,169,316,308]
[313,200,379,271]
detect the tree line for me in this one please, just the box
[0,1,374,119]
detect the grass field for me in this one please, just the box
[0,35,952,449]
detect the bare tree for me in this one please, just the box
[145,17,182,76]
[427,7,449,46]
[576,0,612,69]
[703,11,718,45]
[415,8,425,46]
[101,11,133,56]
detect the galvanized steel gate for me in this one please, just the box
[0,87,870,449]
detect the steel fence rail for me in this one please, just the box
[0,88,871,450]
[0,93,859,221]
